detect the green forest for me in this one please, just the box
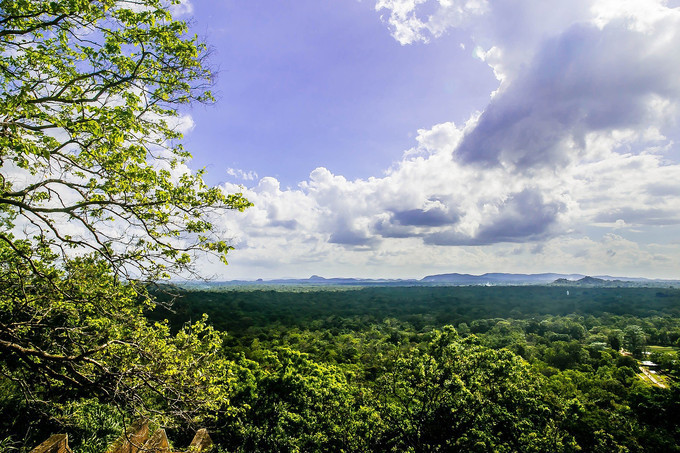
[148,284,680,452]
[1,1,679,452]
[5,283,680,452]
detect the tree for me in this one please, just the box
[0,0,250,278]
[0,249,238,422]
[375,327,578,452]
[608,329,623,352]
[0,0,250,433]
[624,325,647,358]
[221,347,383,452]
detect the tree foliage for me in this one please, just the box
[624,325,647,358]
[0,240,236,419]
[158,285,680,452]
[375,327,577,452]
[0,0,250,278]
[0,0,250,430]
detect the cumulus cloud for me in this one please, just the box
[169,0,194,17]
[594,207,680,226]
[373,0,680,173]
[456,14,680,170]
[424,189,565,245]
[375,0,489,45]
[392,204,460,227]
[227,167,259,181]
[201,0,680,279]
[213,118,680,277]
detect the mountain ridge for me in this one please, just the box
[176,272,679,287]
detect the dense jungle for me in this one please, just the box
[7,285,678,452]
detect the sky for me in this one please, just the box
[173,0,680,280]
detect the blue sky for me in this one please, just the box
[174,0,680,280]
[183,0,498,187]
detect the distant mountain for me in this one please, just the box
[554,276,629,287]
[271,275,420,285]
[420,273,586,285]
[577,276,607,285]
[593,275,664,282]
[550,275,680,287]
[175,273,678,288]
[184,275,420,287]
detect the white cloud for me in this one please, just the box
[454,12,680,170]
[195,0,680,280]
[227,167,259,181]
[590,0,675,32]
[209,113,680,279]
[375,0,489,45]
[169,0,194,17]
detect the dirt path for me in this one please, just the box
[639,366,667,389]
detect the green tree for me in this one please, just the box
[222,347,382,452]
[608,329,623,352]
[0,0,250,278]
[376,327,578,452]
[624,325,647,358]
[0,0,250,435]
